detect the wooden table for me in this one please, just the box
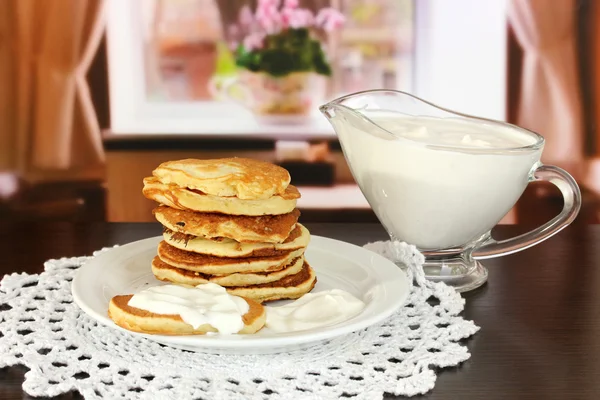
[1,222,599,399]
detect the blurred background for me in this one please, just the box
[0,0,599,225]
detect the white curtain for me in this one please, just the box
[507,0,584,179]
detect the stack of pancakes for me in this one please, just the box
[142,158,317,303]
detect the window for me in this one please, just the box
[106,0,506,136]
[140,0,414,101]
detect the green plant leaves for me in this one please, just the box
[311,40,332,76]
[235,28,332,77]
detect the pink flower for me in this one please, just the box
[315,7,345,32]
[257,11,281,34]
[238,5,254,27]
[282,8,314,29]
[256,0,282,34]
[228,25,239,37]
[243,32,266,51]
[284,0,299,9]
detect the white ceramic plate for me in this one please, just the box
[72,235,409,354]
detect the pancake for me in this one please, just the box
[227,262,317,303]
[152,255,305,287]
[157,241,305,274]
[154,206,300,243]
[143,176,300,216]
[152,158,290,200]
[164,224,310,258]
[108,294,265,335]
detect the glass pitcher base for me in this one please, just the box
[422,256,488,292]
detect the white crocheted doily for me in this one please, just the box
[0,242,479,400]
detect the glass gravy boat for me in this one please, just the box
[320,90,581,292]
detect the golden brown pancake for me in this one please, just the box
[157,240,305,274]
[108,294,265,335]
[154,206,300,243]
[143,176,300,216]
[226,262,317,303]
[152,158,291,200]
[163,224,310,258]
[151,255,305,287]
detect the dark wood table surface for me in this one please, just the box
[1,222,599,400]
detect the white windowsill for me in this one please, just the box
[106,103,337,140]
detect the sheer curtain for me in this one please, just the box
[0,0,106,179]
[507,0,584,180]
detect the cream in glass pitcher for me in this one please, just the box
[320,90,581,292]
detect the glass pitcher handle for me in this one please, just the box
[474,164,582,260]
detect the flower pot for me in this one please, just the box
[214,70,327,124]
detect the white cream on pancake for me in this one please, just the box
[127,283,249,334]
[108,292,266,335]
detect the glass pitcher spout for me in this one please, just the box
[320,89,545,152]
[319,89,454,124]
[320,89,488,121]
[318,90,421,143]
[319,90,405,140]
[319,90,460,146]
